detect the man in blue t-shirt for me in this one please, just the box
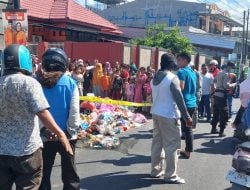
[177,52,197,159]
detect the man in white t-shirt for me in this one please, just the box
[199,64,215,122]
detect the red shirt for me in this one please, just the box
[121,70,130,79]
[211,68,220,77]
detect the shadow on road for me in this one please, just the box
[194,133,221,139]
[120,133,152,140]
[195,137,239,155]
[73,154,151,167]
[101,154,151,166]
[80,171,163,190]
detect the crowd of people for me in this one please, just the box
[150,52,240,184]
[0,43,246,189]
[33,57,156,115]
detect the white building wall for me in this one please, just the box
[97,0,207,28]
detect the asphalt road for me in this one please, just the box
[47,99,242,190]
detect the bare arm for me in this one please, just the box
[180,80,185,90]
[170,77,191,124]
[211,83,215,92]
[37,109,73,155]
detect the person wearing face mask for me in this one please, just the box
[210,61,237,137]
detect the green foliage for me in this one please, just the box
[130,24,194,55]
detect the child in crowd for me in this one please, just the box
[71,63,85,96]
[83,68,93,95]
[142,72,153,114]
[134,67,147,103]
[126,77,135,102]
[104,62,113,76]
[111,69,123,100]
[101,69,111,98]
[120,64,130,79]
[122,78,129,100]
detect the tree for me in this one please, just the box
[130,24,194,55]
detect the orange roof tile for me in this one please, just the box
[21,0,122,35]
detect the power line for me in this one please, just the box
[230,0,247,10]
[196,0,244,24]
[217,1,243,16]
[198,0,244,17]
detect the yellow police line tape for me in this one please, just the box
[79,96,152,107]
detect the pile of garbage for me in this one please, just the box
[78,101,148,149]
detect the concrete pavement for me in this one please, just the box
[49,99,242,190]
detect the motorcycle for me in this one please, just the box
[226,142,250,190]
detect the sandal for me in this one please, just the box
[179,151,190,159]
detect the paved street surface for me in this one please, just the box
[50,99,242,190]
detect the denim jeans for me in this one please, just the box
[93,85,101,97]
[199,94,211,120]
[181,108,195,152]
[0,148,43,190]
[227,94,233,118]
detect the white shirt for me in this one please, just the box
[201,72,214,95]
[151,72,180,119]
[240,71,250,108]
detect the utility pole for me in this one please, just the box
[241,11,246,65]
[246,9,249,66]
[13,0,20,9]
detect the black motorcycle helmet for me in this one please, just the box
[1,44,32,76]
[42,48,68,72]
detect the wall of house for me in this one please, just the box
[29,22,67,43]
[64,42,124,65]
[36,41,161,69]
[96,0,206,28]
[36,41,211,71]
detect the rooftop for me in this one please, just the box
[20,0,122,35]
[93,0,127,4]
[119,26,239,50]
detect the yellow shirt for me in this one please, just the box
[92,63,103,86]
